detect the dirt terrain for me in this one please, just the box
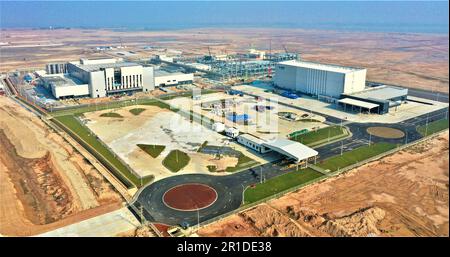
[0,28,448,92]
[0,97,123,236]
[199,132,449,237]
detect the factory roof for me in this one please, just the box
[345,85,408,101]
[279,60,365,74]
[238,133,266,145]
[262,139,318,163]
[41,75,85,87]
[154,70,186,77]
[75,62,141,72]
[338,98,379,109]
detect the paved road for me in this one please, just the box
[367,81,449,103]
[133,100,449,227]
[134,159,293,225]
[408,88,449,103]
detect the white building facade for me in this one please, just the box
[154,70,194,87]
[274,60,367,98]
[66,58,155,98]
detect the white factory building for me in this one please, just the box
[41,58,196,99]
[236,133,318,168]
[274,60,367,98]
[41,75,89,99]
[154,70,194,87]
[66,58,155,98]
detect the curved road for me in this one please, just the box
[133,106,448,226]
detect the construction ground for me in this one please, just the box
[167,91,328,141]
[232,84,449,124]
[82,104,265,181]
[198,131,449,237]
[0,97,126,236]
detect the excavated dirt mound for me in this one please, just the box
[366,127,405,139]
[199,132,449,237]
[0,97,123,236]
[0,130,75,224]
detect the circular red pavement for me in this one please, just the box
[162,183,218,211]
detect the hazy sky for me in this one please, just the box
[0,1,448,33]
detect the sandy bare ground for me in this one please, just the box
[168,92,327,141]
[82,105,242,180]
[0,97,123,236]
[199,132,449,237]
[1,28,448,93]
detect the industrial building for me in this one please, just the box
[273,60,410,115]
[236,134,319,168]
[236,134,272,154]
[154,70,194,87]
[41,58,155,99]
[46,63,68,75]
[41,75,89,99]
[210,60,275,79]
[339,85,408,114]
[274,60,367,98]
[40,58,195,99]
[67,58,155,98]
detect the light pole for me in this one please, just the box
[260,166,263,184]
[340,141,344,156]
[241,184,245,205]
[368,133,371,146]
[197,207,200,231]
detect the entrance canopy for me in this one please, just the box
[262,139,318,163]
[338,98,378,109]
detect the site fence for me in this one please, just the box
[49,96,156,114]
[74,116,152,184]
[197,127,449,229]
[51,117,135,189]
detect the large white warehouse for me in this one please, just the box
[274,60,367,98]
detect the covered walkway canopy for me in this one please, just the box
[262,139,318,163]
[338,98,378,110]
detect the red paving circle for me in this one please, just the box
[162,183,218,211]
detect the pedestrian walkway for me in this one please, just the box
[308,164,330,176]
[36,207,140,237]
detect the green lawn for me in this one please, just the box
[244,168,323,204]
[48,98,189,188]
[225,153,259,172]
[52,115,153,188]
[317,142,397,172]
[129,108,147,116]
[51,98,172,116]
[197,141,208,152]
[159,89,219,101]
[290,125,347,146]
[417,118,449,137]
[100,112,123,118]
[137,144,166,158]
[300,119,322,123]
[162,150,190,172]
